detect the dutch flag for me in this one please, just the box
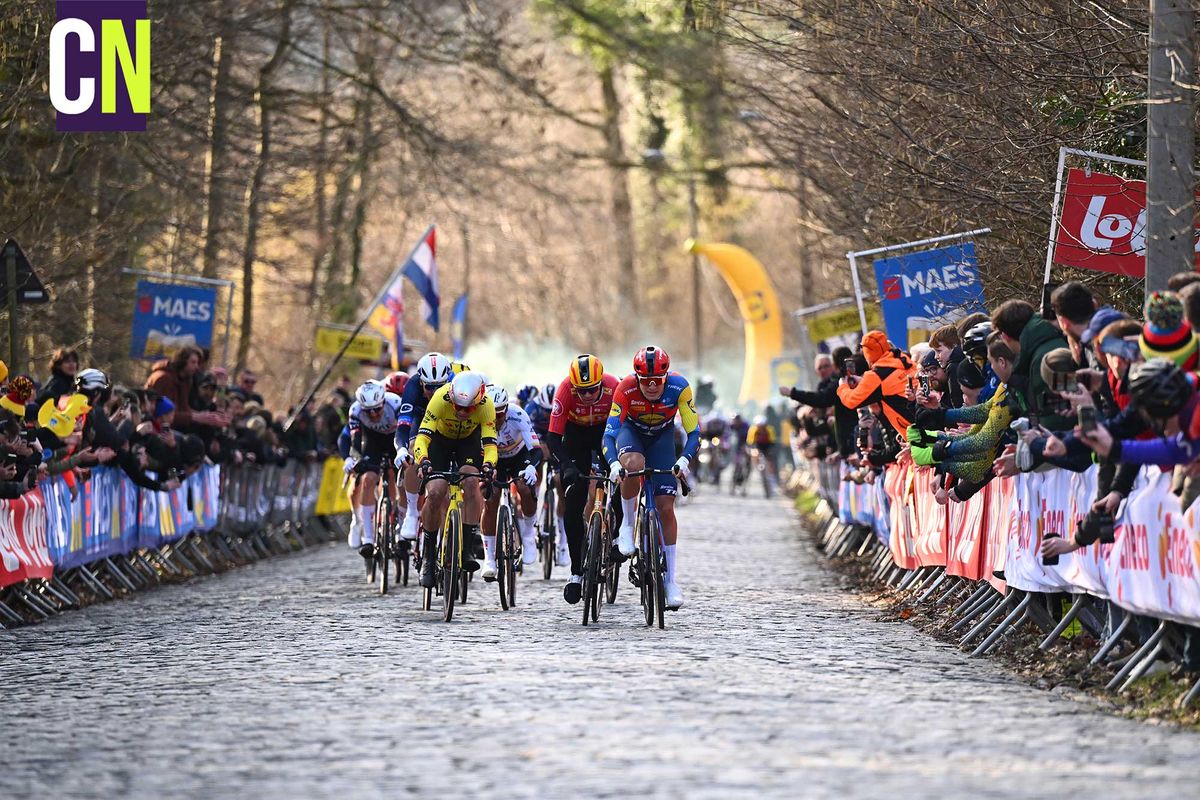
[404,226,440,331]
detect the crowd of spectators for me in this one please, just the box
[0,344,358,502]
[781,271,1200,667]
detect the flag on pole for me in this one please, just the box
[450,294,468,360]
[367,276,405,370]
[404,226,440,330]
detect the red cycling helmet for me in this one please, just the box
[385,371,409,396]
[633,346,670,379]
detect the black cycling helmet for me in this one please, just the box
[1128,358,1193,419]
[963,322,992,361]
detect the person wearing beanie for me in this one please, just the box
[1140,291,1199,376]
[836,330,916,440]
[0,375,34,417]
[955,360,986,406]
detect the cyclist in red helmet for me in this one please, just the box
[602,345,699,610]
[385,371,409,397]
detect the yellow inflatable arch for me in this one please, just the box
[687,240,783,405]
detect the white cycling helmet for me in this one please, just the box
[488,384,510,413]
[535,383,555,411]
[355,380,387,410]
[449,372,487,409]
[416,352,454,387]
[74,368,109,392]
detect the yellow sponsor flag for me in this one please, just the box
[315,456,352,516]
[688,240,783,405]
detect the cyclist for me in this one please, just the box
[481,384,542,577]
[525,383,568,565]
[394,352,469,541]
[516,384,540,406]
[546,354,619,604]
[602,346,698,610]
[385,370,409,398]
[747,414,779,488]
[344,380,404,559]
[413,371,498,589]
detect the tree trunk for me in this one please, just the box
[308,10,332,307]
[599,64,638,315]
[200,12,236,280]
[236,3,293,371]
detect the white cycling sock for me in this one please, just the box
[664,544,678,585]
[359,504,375,543]
[406,490,419,515]
[621,494,638,530]
[556,509,566,537]
[483,533,496,562]
[519,513,536,541]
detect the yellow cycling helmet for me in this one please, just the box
[568,354,604,389]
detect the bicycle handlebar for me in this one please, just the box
[617,467,692,497]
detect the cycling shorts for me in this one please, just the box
[425,427,483,473]
[354,428,396,474]
[615,422,677,497]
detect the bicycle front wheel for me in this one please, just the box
[377,494,392,596]
[648,512,666,630]
[497,505,512,611]
[442,510,460,622]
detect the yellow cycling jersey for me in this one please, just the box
[413,384,498,464]
[748,423,776,447]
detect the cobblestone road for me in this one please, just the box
[2,487,1196,798]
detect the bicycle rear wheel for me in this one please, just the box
[540,490,555,580]
[442,510,460,622]
[604,505,619,605]
[581,514,601,626]
[497,505,512,611]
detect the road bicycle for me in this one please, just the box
[576,471,621,626]
[486,477,523,611]
[365,463,399,595]
[419,470,468,622]
[623,467,690,629]
[538,465,558,580]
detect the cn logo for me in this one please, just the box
[50,1,151,132]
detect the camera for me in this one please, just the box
[843,359,857,377]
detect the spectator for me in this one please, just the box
[836,330,916,443]
[146,346,227,432]
[237,369,265,405]
[1050,281,1107,370]
[76,369,178,493]
[1166,271,1200,292]
[1138,291,1198,377]
[929,325,966,408]
[991,298,1070,429]
[35,348,79,405]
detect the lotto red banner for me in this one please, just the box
[0,488,53,588]
[1052,167,1200,278]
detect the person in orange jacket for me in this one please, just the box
[835,330,917,437]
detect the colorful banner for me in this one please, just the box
[872,243,987,349]
[404,226,440,330]
[315,456,352,516]
[688,240,783,404]
[1052,167,1200,279]
[0,488,53,587]
[315,324,385,361]
[130,280,218,360]
[806,303,883,348]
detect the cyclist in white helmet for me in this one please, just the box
[344,379,404,559]
[394,352,469,541]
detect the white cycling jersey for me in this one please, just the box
[348,392,403,435]
[496,403,540,459]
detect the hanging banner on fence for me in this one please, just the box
[872,243,987,349]
[1052,167,1200,279]
[0,488,52,587]
[315,324,385,361]
[315,456,352,516]
[806,304,882,349]
[130,280,218,360]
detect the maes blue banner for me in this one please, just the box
[872,242,986,349]
[130,280,218,359]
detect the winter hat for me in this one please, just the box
[154,396,176,418]
[1081,306,1127,346]
[956,360,986,390]
[861,330,890,365]
[1140,291,1198,370]
[0,375,34,417]
[1039,348,1079,393]
[920,349,940,371]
